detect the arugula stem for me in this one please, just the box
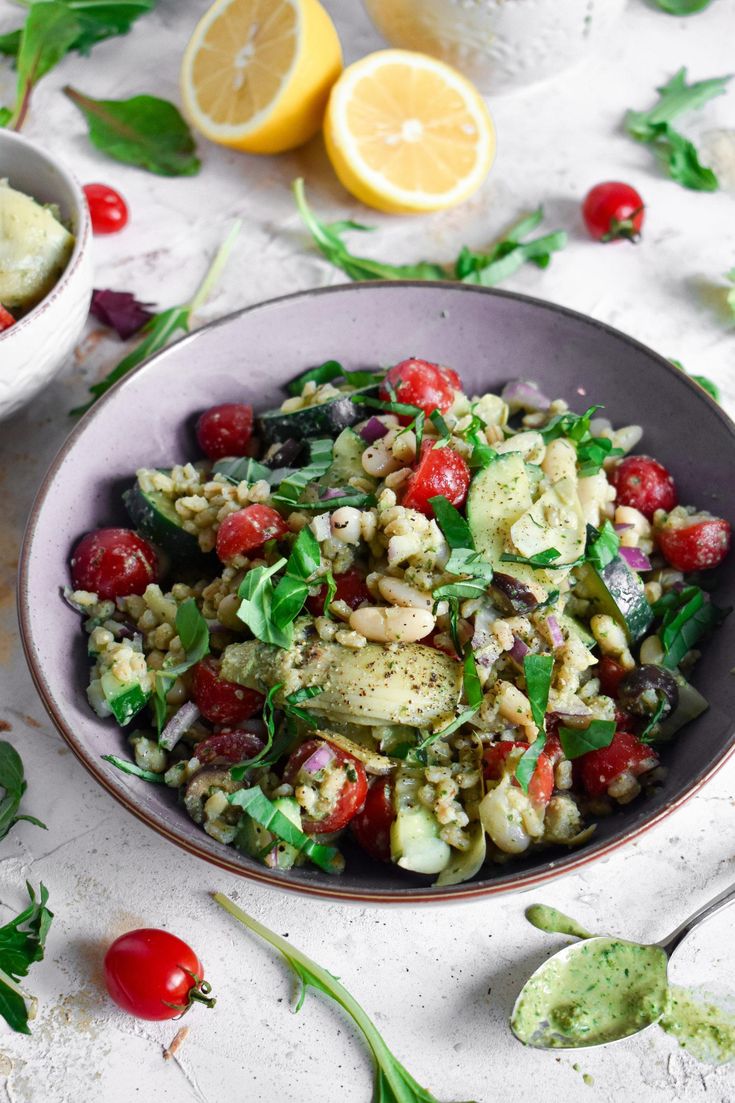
[0,965,36,1021]
[188,220,242,315]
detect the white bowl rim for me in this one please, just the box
[0,128,91,344]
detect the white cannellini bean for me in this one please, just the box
[330,507,362,545]
[362,442,402,477]
[542,437,578,484]
[611,424,643,455]
[377,576,433,611]
[495,430,546,464]
[349,605,435,643]
[496,681,537,738]
[479,780,531,855]
[640,635,665,665]
[578,472,614,527]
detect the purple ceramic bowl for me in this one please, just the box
[18,283,735,903]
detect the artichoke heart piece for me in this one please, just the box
[221,628,463,728]
[510,476,586,565]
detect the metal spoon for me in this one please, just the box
[511,881,735,1050]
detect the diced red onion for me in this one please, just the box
[619,546,652,572]
[301,743,335,775]
[160,701,200,751]
[614,523,634,533]
[549,704,593,728]
[509,635,530,664]
[360,416,389,443]
[501,379,551,413]
[546,615,564,649]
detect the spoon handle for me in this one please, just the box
[661,882,735,957]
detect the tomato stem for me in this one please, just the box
[163,971,216,1015]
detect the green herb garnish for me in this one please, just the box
[0,743,46,841]
[152,599,210,734]
[271,438,333,508]
[653,0,713,11]
[625,68,731,191]
[271,527,321,626]
[352,393,426,450]
[0,0,154,60]
[585,520,620,572]
[71,221,240,414]
[415,650,482,763]
[557,719,616,760]
[429,495,474,550]
[652,585,730,669]
[445,548,494,584]
[639,696,668,744]
[453,207,567,285]
[0,883,53,1034]
[286,359,384,396]
[237,559,292,649]
[2,2,80,130]
[515,653,553,793]
[283,686,324,728]
[229,787,343,874]
[212,456,274,485]
[230,683,284,779]
[500,549,578,570]
[539,404,621,476]
[669,358,721,402]
[102,754,165,783]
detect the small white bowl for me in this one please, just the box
[0,129,93,421]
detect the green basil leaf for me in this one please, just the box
[445,548,494,583]
[289,491,375,511]
[0,743,46,842]
[213,456,274,485]
[271,438,333,507]
[429,495,474,550]
[558,719,616,759]
[283,686,324,728]
[501,549,565,569]
[515,653,553,793]
[639,695,669,744]
[175,598,210,663]
[429,409,451,446]
[0,883,53,1034]
[270,528,320,629]
[237,558,293,649]
[102,754,165,783]
[321,569,337,617]
[64,85,200,176]
[652,585,730,668]
[586,520,620,572]
[463,648,482,710]
[230,786,343,873]
[433,579,488,602]
[286,359,344,395]
[231,684,283,778]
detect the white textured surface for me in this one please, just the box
[0,0,734,1100]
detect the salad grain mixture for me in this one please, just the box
[66,358,731,884]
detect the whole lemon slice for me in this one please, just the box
[180,0,342,154]
[323,49,495,214]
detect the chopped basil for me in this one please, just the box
[237,559,293,649]
[231,684,285,779]
[558,719,616,760]
[283,686,324,728]
[230,786,343,873]
[539,404,621,476]
[433,579,488,602]
[152,599,210,733]
[501,549,568,569]
[288,490,376,511]
[271,528,321,629]
[429,495,474,550]
[102,754,165,783]
[445,548,494,584]
[651,585,731,669]
[271,438,333,508]
[321,569,337,617]
[586,521,620,572]
[286,360,385,396]
[352,393,426,450]
[213,456,274,485]
[429,410,451,447]
[515,653,553,793]
[639,696,668,745]
[415,649,481,761]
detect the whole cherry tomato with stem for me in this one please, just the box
[83,183,129,235]
[104,928,215,1021]
[70,527,157,599]
[582,182,645,243]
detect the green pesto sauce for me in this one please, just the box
[661,986,735,1065]
[512,937,669,1047]
[525,904,593,940]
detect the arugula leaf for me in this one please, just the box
[5,3,81,130]
[515,654,553,793]
[64,85,200,175]
[0,743,46,841]
[229,787,343,873]
[0,883,53,1034]
[214,894,476,1103]
[652,585,730,669]
[102,753,165,783]
[71,221,240,413]
[669,358,721,402]
[653,0,713,11]
[586,521,620,572]
[445,548,494,584]
[558,720,616,760]
[237,559,293,649]
[152,599,210,734]
[286,359,384,396]
[625,69,731,190]
[271,528,321,629]
[294,178,565,289]
[429,496,474,550]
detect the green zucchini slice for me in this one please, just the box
[123,476,201,558]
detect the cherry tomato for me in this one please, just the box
[192,657,264,726]
[402,441,471,517]
[483,742,554,806]
[284,739,368,834]
[196,403,254,460]
[104,928,214,1020]
[543,733,563,766]
[70,527,157,599]
[611,455,677,520]
[380,358,461,419]
[657,517,731,572]
[194,727,265,764]
[614,706,635,732]
[352,778,395,862]
[83,183,129,235]
[597,656,628,699]
[0,305,15,332]
[576,731,658,797]
[306,567,370,616]
[215,504,289,562]
[582,182,645,243]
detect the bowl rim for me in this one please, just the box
[0,128,91,344]
[17,280,735,904]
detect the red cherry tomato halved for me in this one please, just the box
[196,403,254,460]
[576,731,658,797]
[0,304,15,332]
[352,778,395,863]
[194,727,265,765]
[284,739,368,834]
[483,742,554,806]
[380,358,460,419]
[215,504,289,562]
[70,527,158,599]
[582,182,645,243]
[83,183,129,235]
[657,518,731,572]
[597,656,628,699]
[104,928,214,1021]
[192,657,264,726]
[402,441,471,517]
[306,567,371,617]
[611,455,677,520]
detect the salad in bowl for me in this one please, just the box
[64,357,731,886]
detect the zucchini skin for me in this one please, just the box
[123,480,202,559]
[577,558,653,643]
[257,385,379,445]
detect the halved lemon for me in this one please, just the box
[180,0,342,155]
[323,49,495,214]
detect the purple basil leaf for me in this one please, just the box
[90,289,156,340]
